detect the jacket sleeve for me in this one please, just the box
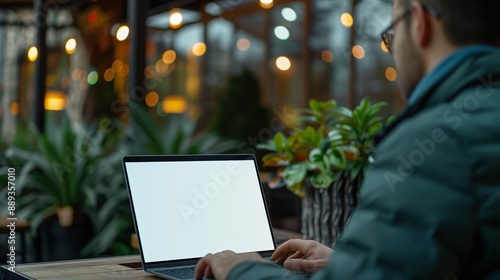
[229,110,475,280]
[228,261,306,280]
[324,111,475,279]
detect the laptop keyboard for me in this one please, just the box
[157,266,196,279]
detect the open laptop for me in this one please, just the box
[122,154,277,280]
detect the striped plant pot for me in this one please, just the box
[301,174,362,246]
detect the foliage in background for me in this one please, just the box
[1,106,238,258]
[210,68,272,151]
[129,106,237,155]
[0,124,38,197]
[80,142,135,257]
[258,98,391,196]
[3,114,116,235]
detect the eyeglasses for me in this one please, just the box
[381,4,441,53]
[381,10,411,53]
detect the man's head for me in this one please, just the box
[387,0,500,99]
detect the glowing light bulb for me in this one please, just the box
[170,9,183,29]
[192,42,206,57]
[321,50,334,63]
[28,46,38,62]
[385,67,398,81]
[146,91,160,107]
[281,8,297,22]
[65,38,77,54]
[274,26,290,40]
[340,13,354,27]
[162,50,177,64]
[87,71,99,85]
[275,56,291,71]
[237,38,250,51]
[260,0,273,9]
[352,45,365,59]
[116,25,129,41]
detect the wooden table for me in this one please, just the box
[0,229,301,280]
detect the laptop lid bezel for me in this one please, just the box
[122,154,277,270]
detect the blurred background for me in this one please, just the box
[0,0,404,264]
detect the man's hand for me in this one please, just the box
[271,239,333,272]
[195,251,265,280]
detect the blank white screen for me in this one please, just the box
[125,160,275,263]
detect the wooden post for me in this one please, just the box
[263,7,273,108]
[33,0,47,132]
[347,0,357,109]
[199,4,210,125]
[301,0,311,106]
[127,0,148,112]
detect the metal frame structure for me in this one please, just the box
[0,0,361,132]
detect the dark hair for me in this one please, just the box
[398,0,500,46]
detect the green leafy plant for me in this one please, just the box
[128,106,237,155]
[5,115,116,233]
[80,143,136,257]
[331,98,394,181]
[258,98,391,196]
[2,106,239,258]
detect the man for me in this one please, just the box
[195,0,500,279]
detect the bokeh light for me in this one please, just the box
[162,50,177,64]
[275,56,291,71]
[260,0,273,9]
[72,68,82,80]
[104,68,115,82]
[45,91,67,111]
[352,45,365,59]
[112,60,124,72]
[65,38,77,54]
[120,65,130,76]
[155,60,168,73]
[237,38,250,51]
[274,26,290,40]
[28,46,38,62]
[145,91,160,107]
[321,50,334,63]
[116,25,129,41]
[281,7,297,22]
[10,102,20,115]
[162,95,187,114]
[87,11,98,24]
[87,71,99,85]
[169,9,183,29]
[385,67,398,81]
[192,42,206,57]
[340,13,354,27]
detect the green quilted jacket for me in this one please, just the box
[228,48,500,279]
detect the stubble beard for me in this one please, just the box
[395,40,426,101]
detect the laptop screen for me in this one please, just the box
[123,155,275,263]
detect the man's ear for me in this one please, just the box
[410,1,432,49]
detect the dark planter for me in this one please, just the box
[301,174,362,246]
[37,212,93,261]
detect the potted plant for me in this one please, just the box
[258,98,391,245]
[4,114,117,261]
